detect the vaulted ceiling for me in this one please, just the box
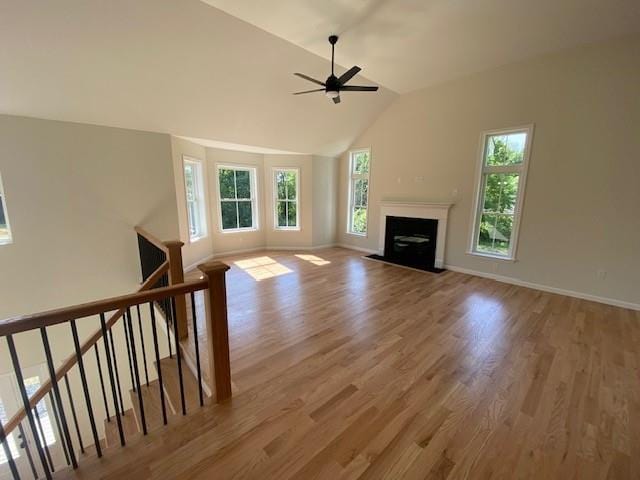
[0,0,396,156]
[203,0,640,93]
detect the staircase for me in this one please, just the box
[0,228,231,480]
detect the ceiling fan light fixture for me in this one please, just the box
[325,90,339,99]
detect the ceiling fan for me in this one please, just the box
[293,35,379,104]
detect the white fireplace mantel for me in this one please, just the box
[378,201,453,268]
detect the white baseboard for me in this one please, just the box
[336,243,378,255]
[444,264,640,311]
[184,254,215,273]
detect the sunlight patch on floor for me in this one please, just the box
[295,254,331,266]
[234,256,292,281]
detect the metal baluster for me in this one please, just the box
[6,335,52,479]
[0,419,20,480]
[69,320,102,457]
[32,405,54,472]
[63,375,84,454]
[123,311,136,392]
[93,344,110,422]
[17,423,37,479]
[136,305,150,386]
[47,392,69,466]
[190,292,204,407]
[100,314,125,446]
[108,327,125,416]
[171,298,187,415]
[148,302,167,425]
[41,327,77,469]
[126,308,147,435]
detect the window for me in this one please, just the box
[273,168,299,230]
[183,157,207,242]
[0,172,12,245]
[0,398,19,464]
[347,149,371,235]
[23,377,55,447]
[470,125,533,260]
[217,165,258,232]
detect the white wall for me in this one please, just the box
[312,156,338,247]
[337,36,640,306]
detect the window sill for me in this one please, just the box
[346,231,368,238]
[220,227,258,234]
[274,227,301,232]
[0,238,13,246]
[189,235,207,244]
[466,250,517,262]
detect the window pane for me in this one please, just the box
[485,133,526,166]
[238,201,253,228]
[221,201,238,230]
[352,207,367,234]
[236,170,251,199]
[477,213,513,255]
[482,173,519,214]
[188,202,198,236]
[0,398,20,463]
[0,196,6,230]
[276,172,286,200]
[354,179,369,207]
[287,201,297,227]
[184,164,195,201]
[277,200,287,227]
[285,172,296,200]
[219,169,236,199]
[353,151,369,174]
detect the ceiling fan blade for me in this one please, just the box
[340,85,379,92]
[338,66,361,85]
[294,73,325,86]
[293,88,325,95]
[332,95,341,104]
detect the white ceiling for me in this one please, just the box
[203,0,640,93]
[0,0,396,156]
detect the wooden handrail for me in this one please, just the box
[1,261,171,435]
[0,274,206,337]
[134,226,169,253]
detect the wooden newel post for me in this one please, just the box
[197,261,232,403]
[164,240,188,340]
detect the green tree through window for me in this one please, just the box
[218,167,256,230]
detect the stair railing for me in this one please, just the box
[0,233,231,480]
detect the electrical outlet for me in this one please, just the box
[596,269,607,280]
[414,176,424,183]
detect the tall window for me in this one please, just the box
[217,165,258,231]
[0,171,12,245]
[470,125,533,260]
[183,157,207,242]
[273,168,299,230]
[347,149,370,235]
[23,377,55,447]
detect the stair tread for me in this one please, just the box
[156,356,203,415]
[129,379,170,433]
[103,408,139,448]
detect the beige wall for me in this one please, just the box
[338,36,640,306]
[171,136,213,270]
[0,115,179,318]
[173,140,340,263]
[312,156,338,247]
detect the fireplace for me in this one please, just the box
[369,201,452,272]
[383,216,438,271]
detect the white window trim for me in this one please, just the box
[0,171,13,246]
[215,164,259,233]
[346,148,371,237]
[183,156,208,243]
[468,124,534,261]
[272,167,300,231]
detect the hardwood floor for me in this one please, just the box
[57,248,640,479]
